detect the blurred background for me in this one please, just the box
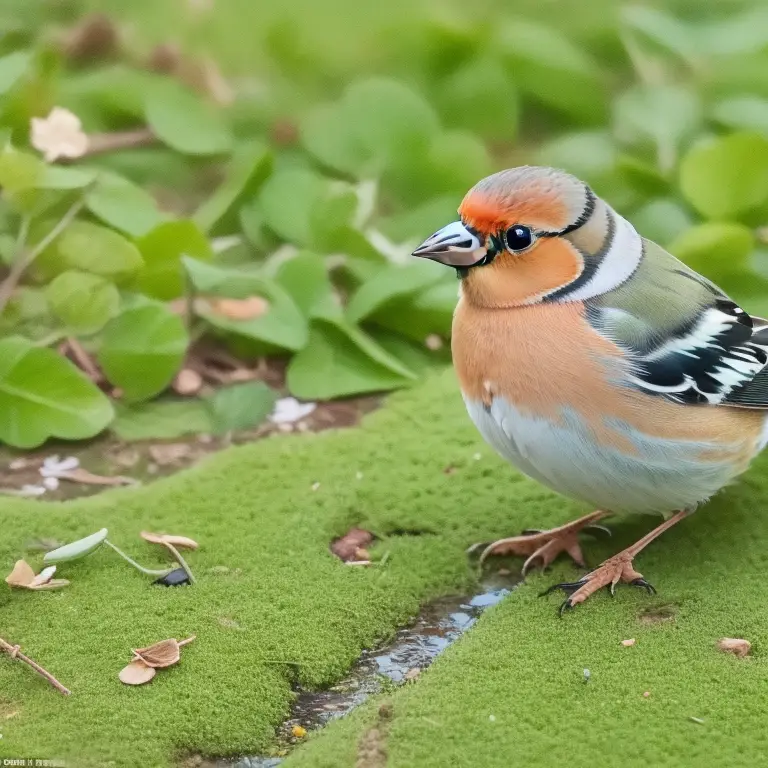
[1,0,768,451]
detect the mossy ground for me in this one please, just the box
[3,370,768,767]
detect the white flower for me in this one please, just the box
[42,476,60,491]
[30,107,89,162]
[40,455,79,478]
[269,397,316,424]
[19,484,47,497]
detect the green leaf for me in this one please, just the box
[679,132,768,220]
[341,78,440,169]
[38,165,98,190]
[287,319,415,400]
[98,305,188,402]
[300,103,368,176]
[435,56,518,142]
[258,167,327,245]
[137,220,213,300]
[36,220,144,283]
[206,381,277,434]
[370,281,457,341]
[45,270,119,334]
[711,96,768,137]
[0,51,31,95]
[536,131,618,189]
[698,6,768,56]
[0,145,43,193]
[275,251,340,319]
[497,19,606,122]
[184,258,308,351]
[347,261,446,325]
[0,337,114,448]
[613,85,701,171]
[309,188,358,251]
[422,130,492,197]
[111,400,213,441]
[368,328,440,375]
[630,198,694,246]
[668,222,755,282]
[194,141,272,234]
[85,172,165,237]
[44,529,108,565]
[145,80,232,156]
[620,6,700,65]
[377,196,459,243]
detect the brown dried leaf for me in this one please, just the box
[57,467,136,486]
[5,560,35,587]
[210,297,270,321]
[330,528,374,562]
[717,638,751,658]
[140,531,199,549]
[132,638,181,668]
[29,579,70,591]
[621,638,636,647]
[119,660,156,685]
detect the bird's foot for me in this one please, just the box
[467,509,610,575]
[541,550,655,616]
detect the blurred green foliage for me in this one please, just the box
[0,0,768,447]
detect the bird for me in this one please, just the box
[411,165,768,614]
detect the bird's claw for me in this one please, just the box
[630,577,656,595]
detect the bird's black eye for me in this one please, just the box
[504,225,534,253]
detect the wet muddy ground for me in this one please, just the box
[209,573,520,767]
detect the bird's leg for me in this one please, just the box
[467,509,611,575]
[543,509,688,615]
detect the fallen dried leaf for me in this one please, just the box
[354,547,371,561]
[5,560,69,591]
[717,638,751,658]
[56,467,136,486]
[331,528,374,562]
[292,725,307,739]
[210,297,270,321]
[173,368,203,396]
[140,531,199,549]
[643,691,650,698]
[621,638,636,647]
[119,660,156,685]
[404,667,421,681]
[132,639,181,668]
[30,107,89,162]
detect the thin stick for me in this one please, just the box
[0,636,71,695]
[0,199,85,315]
[104,539,173,576]
[83,128,157,157]
[65,337,103,382]
[178,635,196,647]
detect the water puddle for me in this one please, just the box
[213,573,519,767]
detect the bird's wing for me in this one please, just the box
[586,238,768,408]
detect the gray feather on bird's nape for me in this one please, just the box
[546,199,645,303]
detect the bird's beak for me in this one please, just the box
[411,221,487,267]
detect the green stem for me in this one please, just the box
[104,539,173,577]
[163,542,196,584]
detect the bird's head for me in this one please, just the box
[412,166,628,308]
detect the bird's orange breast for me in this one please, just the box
[452,298,764,465]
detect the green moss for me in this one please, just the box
[287,440,768,766]
[0,369,568,767]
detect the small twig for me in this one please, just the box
[178,635,196,647]
[0,199,85,316]
[0,635,71,695]
[65,337,103,382]
[83,127,157,157]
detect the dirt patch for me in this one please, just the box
[638,603,678,625]
[356,702,393,768]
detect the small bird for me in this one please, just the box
[412,166,768,614]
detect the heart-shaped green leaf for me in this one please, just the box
[679,132,768,219]
[35,220,144,283]
[136,220,213,300]
[111,400,214,441]
[145,80,232,156]
[206,381,277,434]
[0,337,114,448]
[668,222,755,283]
[44,529,108,564]
[98,305,188,402]
[85,171,166,237]
[258,167,327,245]
[0,51,32,95]
[45,270,120,334]
[275,252,340,319]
